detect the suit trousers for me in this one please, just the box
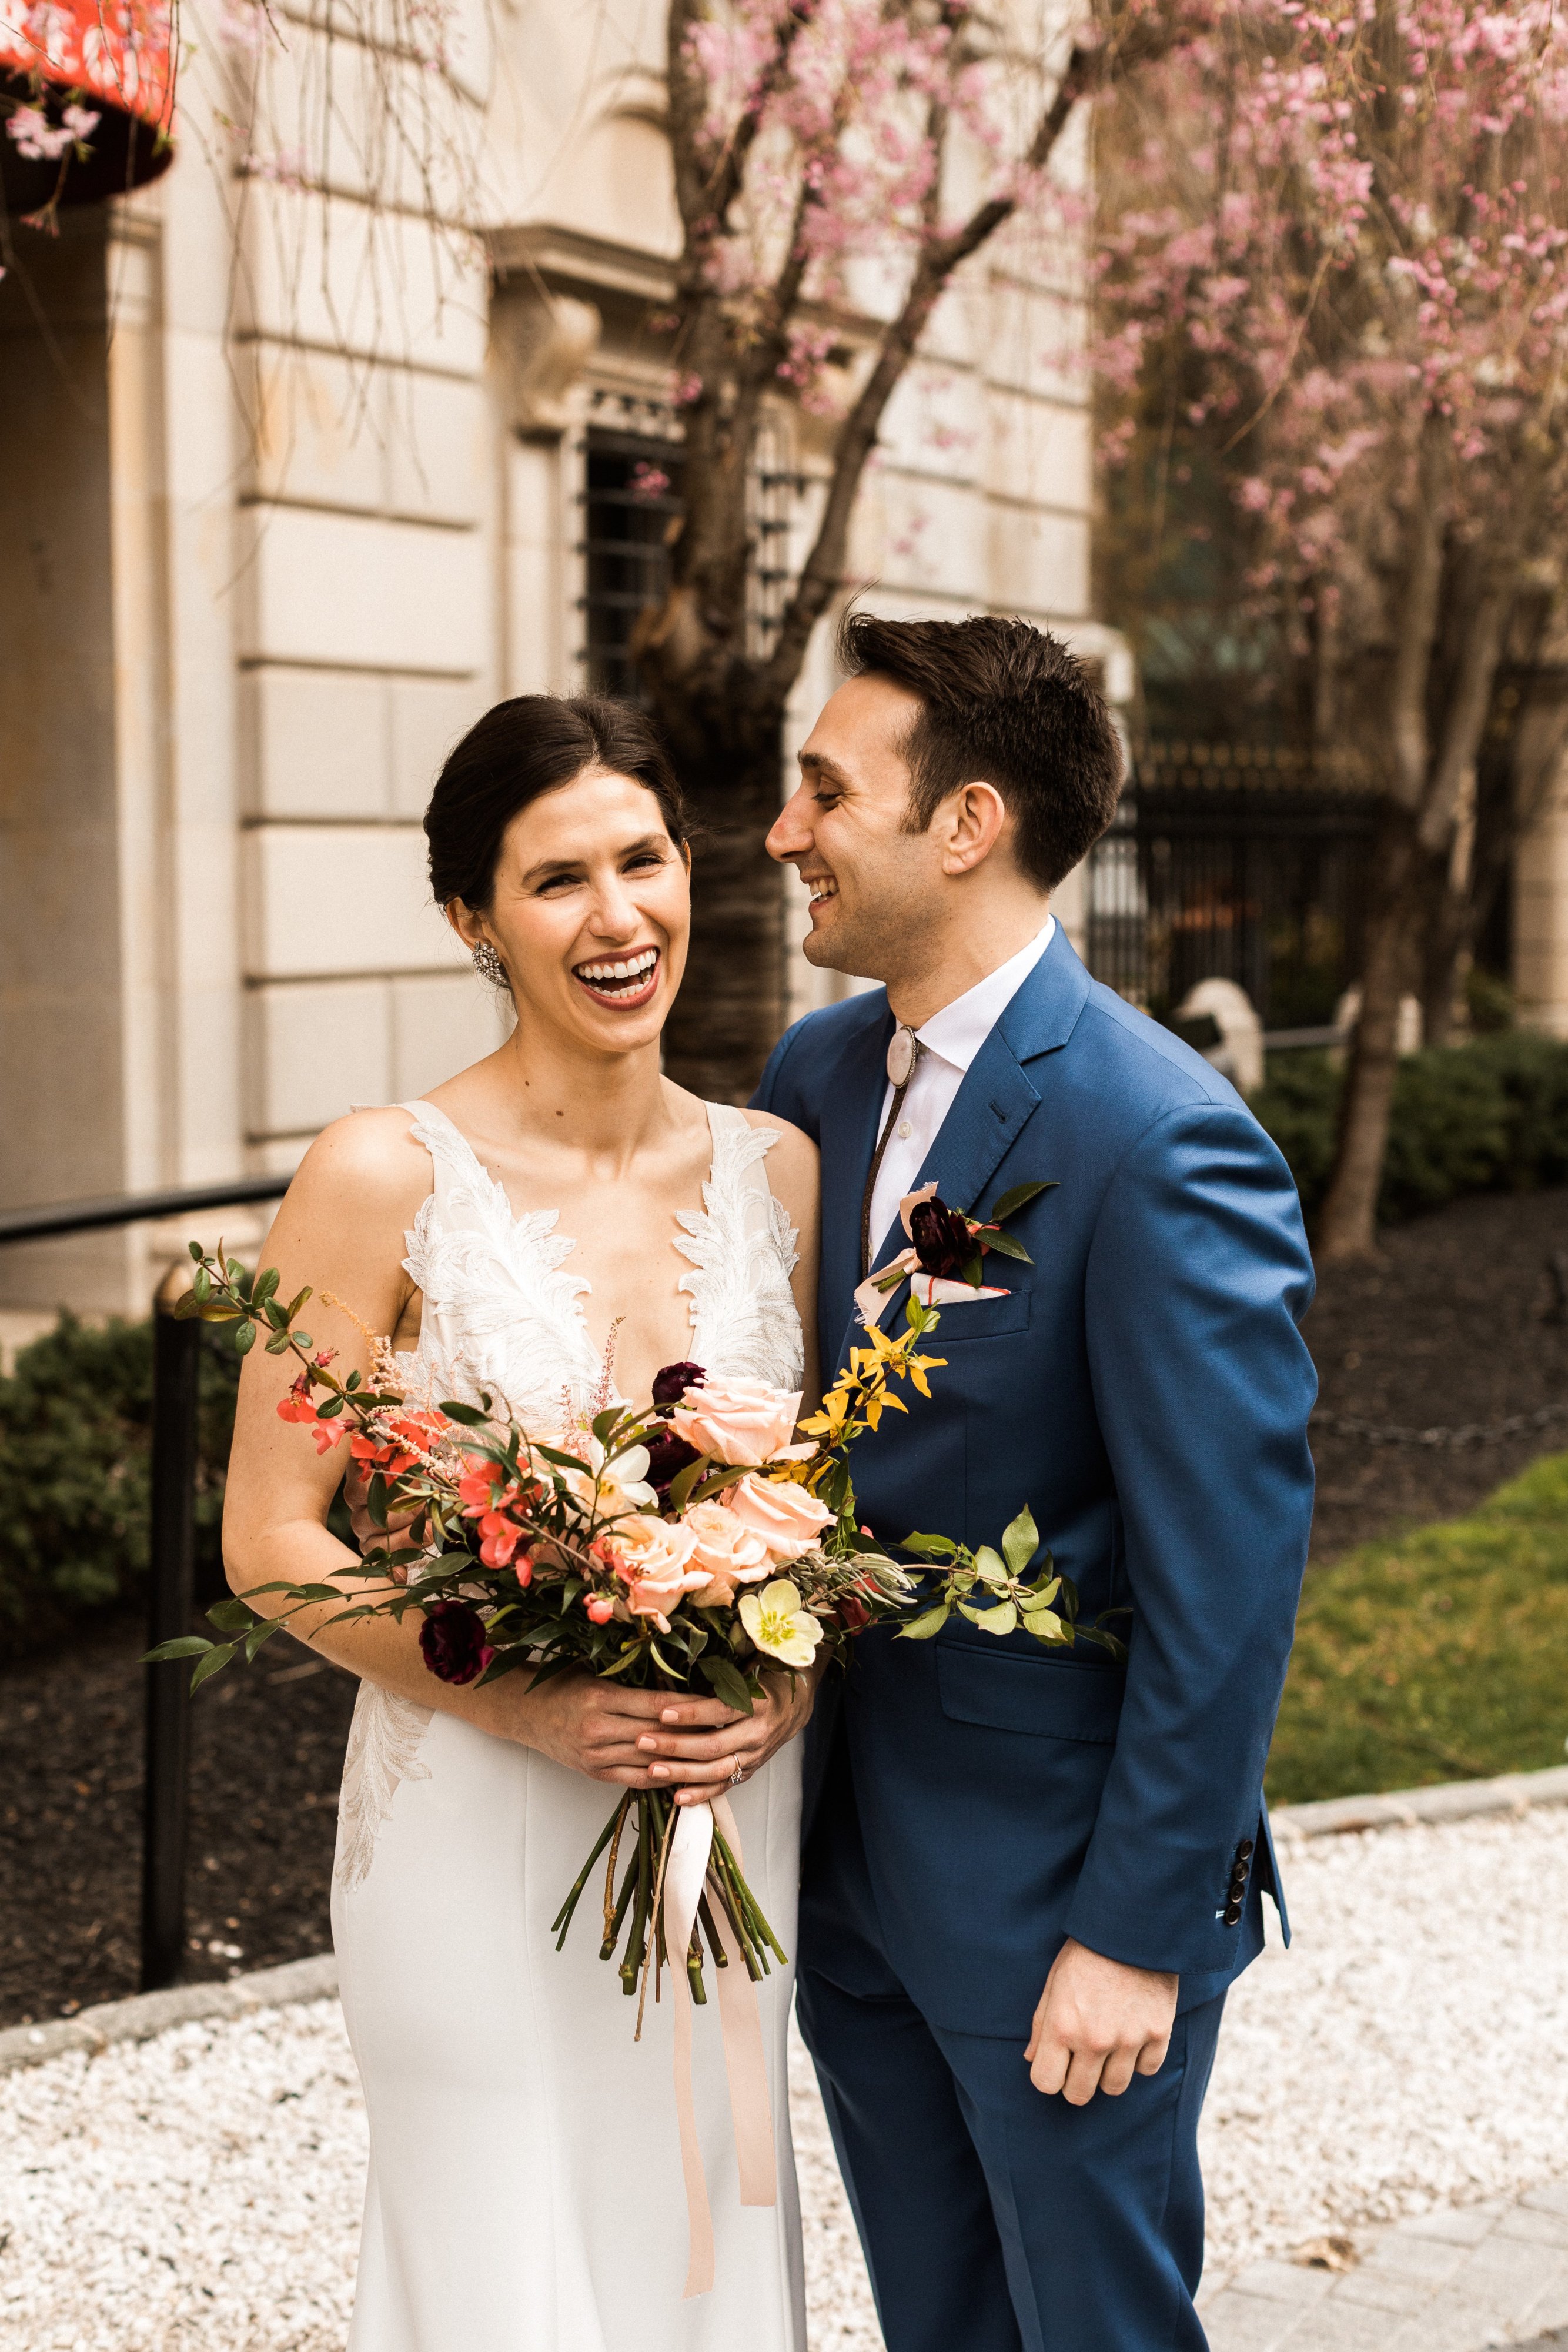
[797,1962,1226,2352]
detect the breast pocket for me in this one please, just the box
[937,1645,1124,1743]
[927,1287,1033,1342]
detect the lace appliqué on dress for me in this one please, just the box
[677,1110,803,1392]
[335,1681,434,1891]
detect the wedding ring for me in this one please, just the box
[731,1760,745,1788]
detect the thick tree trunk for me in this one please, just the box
[1316,807,1421,1264]
[657,703,787,1104]
[1418,857,1473,1049]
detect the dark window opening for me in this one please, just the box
[579,427,685,701]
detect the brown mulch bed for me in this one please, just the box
[0,1618,356,2029]
[1305,1185,1568,1563]
[3,1182,1567,2030]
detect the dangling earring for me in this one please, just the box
[472,941,508,988]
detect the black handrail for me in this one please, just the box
[0,1172,293,1245]
[1,1173,296,1992]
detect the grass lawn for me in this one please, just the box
[1265,1451,1568,1805]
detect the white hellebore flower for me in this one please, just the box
[738,1578,823,1670]
[533,1431,656,1516]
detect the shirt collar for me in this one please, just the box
[914,916,1057,1074]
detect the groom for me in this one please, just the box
[751,613,1316,2351]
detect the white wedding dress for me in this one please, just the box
[332,1098,808,2351]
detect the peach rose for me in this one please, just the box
[668,1378,807,1468]
[600,1512,706,1629]
[723,1472,835,1563]
[681,1498,773,1607]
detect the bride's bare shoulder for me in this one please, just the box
[737,1107,818,1200]
[283,1107,432,1225]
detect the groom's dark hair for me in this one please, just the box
[836,612,1123,889]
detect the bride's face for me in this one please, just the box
[462,766,690,1054]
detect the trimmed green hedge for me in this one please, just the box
[0,1315,240,1662]
[1252,1031,1568,1225]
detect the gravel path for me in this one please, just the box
[4,1808,1566,2349]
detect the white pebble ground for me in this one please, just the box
[3,1809,1566,2349]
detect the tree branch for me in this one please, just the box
[760,36,1102,701]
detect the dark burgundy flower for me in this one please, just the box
[908,1197,972,1280]
[651,1360,706,1410]
[419,1599,493,1686]
[644,1428,701,1495]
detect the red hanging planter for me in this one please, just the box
[2,0,176,218]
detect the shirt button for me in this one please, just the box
[897,1121,912,1140]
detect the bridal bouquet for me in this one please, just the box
[151,1243,945,2012]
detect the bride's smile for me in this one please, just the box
[450,765,691,1058]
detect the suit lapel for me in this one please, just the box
[850,929,1095,1361]
[819,994,895,1365]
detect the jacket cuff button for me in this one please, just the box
[1222,1901,1242,1927]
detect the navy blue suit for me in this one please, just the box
[753,929,1316,2351]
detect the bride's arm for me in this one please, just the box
[220,1112,729,1784]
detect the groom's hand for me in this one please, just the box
[1025,1938,1178,2105]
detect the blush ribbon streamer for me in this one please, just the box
[664,1792,778,2298]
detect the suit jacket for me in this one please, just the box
[753,928,1317,2032]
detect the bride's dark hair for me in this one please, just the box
[424,694,689,911]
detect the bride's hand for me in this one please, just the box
[473,1671,747,1788]
[646,1665,825,1805]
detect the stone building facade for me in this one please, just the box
[1,0,1125,1329]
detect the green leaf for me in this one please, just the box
[700,1656,757,1715]
[591,1406,624,1444]
[263,1298,289,1331]
[293,1332,313,1351]
[971,1601,1018,1637]
[193,1264,212,1303]
[981,1230,1034,1265]
[197,1302,240,1322]
[142,1636,215,1662]
[667,1454,711,1515]
[254,1265,281,1304]
[901,1530,960,1559]
[190,1642,238,1690]
[367,1472,388,1530]
[188,1239,205,1262]
[437,1399,489,1426]
[286,1287,312,1319]
[244,1619,283,1662]
[972,1545,1009,1588]
[989,1180,1057,1223]
[235,1321,257,1354]
[264,1332,292,1354]
[1021,1608,1065,1645]
[206,1597,258,1632]
[172,1291,200,1321]
[1001,1509,1039,1578]
[897,1601,951,1641]
[316,1391,345,1418]
[346,1369,362,1392]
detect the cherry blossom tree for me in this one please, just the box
[646,0,1202,1100]
[1096,0,1568,1260]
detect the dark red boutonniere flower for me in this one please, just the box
[855,1179,1058,1328]
[651,1360,706,1408]
[419,1598,494,1685]
[908,1196,972,1281]
[645,1361,707,1491]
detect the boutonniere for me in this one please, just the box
[854,1180,1056,1329]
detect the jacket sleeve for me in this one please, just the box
[1064,1099,1316,1977]
[750,1015,819,1137]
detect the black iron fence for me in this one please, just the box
[0,1174,293,1991]
[1088,743,1380,1031]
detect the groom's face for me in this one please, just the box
[768,674,947,982]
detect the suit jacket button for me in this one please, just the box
[1223,1901,1242,1927]
[1229,1866,1249,1893]
[1236,1839,1255,1861]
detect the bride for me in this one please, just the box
[220,694,821,2350]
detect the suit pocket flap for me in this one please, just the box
[936,1646,1124,1743]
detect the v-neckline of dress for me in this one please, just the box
[402,1097,724,1396]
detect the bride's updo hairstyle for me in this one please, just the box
[424,694,688,913]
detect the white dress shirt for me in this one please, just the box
[866,916,1056,1262]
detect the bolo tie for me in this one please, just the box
[860,1024,922,1278]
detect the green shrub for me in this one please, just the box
[0,1315,240,1662]
[1252,1030,1568,1225]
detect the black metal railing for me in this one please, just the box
[0,1173,293,1991]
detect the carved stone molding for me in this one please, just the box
[490,290,601,440]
